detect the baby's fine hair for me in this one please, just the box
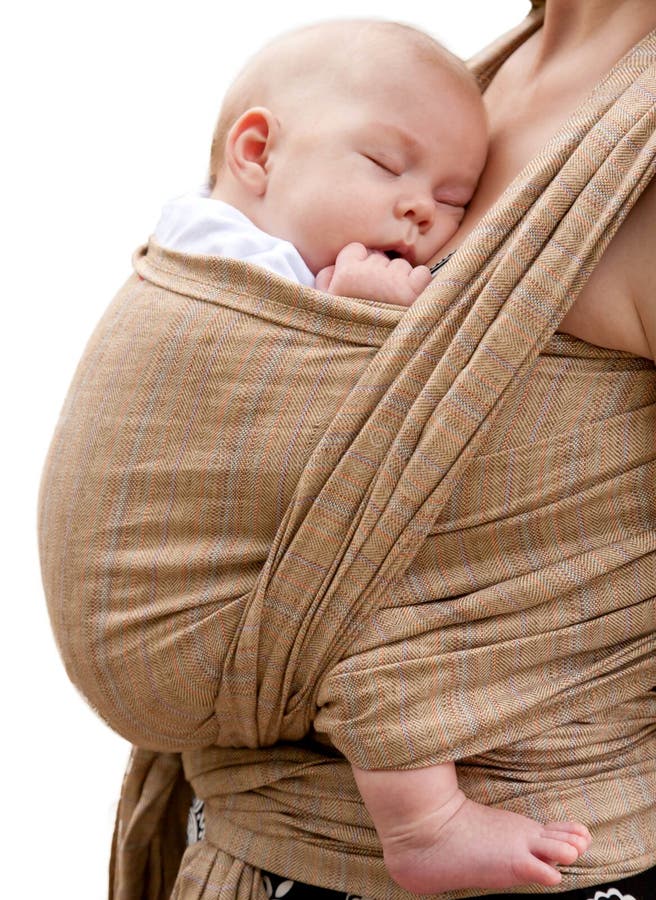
[208,19,479,189]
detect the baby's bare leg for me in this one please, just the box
[352,762,591,895]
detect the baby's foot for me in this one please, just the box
[382,791,592,895]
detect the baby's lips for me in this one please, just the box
[381,243,417,266]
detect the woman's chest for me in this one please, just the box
[440,69,653,359]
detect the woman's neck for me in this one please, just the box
[433,0,656,260]
[533,0,656,70]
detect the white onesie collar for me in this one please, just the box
[153,186,315,287]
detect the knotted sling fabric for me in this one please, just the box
[38,6,656,898]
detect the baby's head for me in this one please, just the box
[210,20,487,275]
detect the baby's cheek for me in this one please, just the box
[424,218,458,261]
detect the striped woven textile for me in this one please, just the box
[38,7,656,899]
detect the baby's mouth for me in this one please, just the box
[382,244,416,265]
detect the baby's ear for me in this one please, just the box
[225,107,279,195]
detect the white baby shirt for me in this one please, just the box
[153,186,315,287]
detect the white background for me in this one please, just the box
[3,1,529,896]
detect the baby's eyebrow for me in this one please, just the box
[369,123,421,157]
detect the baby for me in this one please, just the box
[156,19,485,308]
[156,19,591,895]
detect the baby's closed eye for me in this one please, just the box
[364,154,403,176]
[434,194,466,208]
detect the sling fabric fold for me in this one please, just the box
[38,8,656,898]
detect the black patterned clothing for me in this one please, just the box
[187,797,654,899]
[257,867,656,900]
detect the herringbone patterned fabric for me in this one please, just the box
[38,8,655,898]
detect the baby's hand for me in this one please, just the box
[315,242,432,307]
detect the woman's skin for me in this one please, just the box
[435,0,656,362]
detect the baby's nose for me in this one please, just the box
[395,194,435,231]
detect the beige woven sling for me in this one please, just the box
[38,4,656,897]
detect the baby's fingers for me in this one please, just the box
[386,257,413,275]
[315,265,335,291]
[334,242,370,266]
[408,265,432,295]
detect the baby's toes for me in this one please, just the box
[541,830,588,857]
[511,852,562,888]
[544,821,591,839]
[532,835,581,866]
[543,822,592,853]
